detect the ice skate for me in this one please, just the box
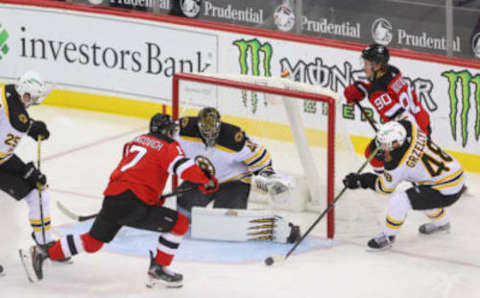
[18,245,49,282]
[146,251,183,289]
[418,222,450,235]
[367,232,395,251]
[31,233,72,264]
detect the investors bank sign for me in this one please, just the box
[0,6,217,101]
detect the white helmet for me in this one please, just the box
[15,71,49,107]
[375,121,407,151]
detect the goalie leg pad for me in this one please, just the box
[191,207,300,243]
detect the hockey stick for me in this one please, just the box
[37,136,47,244]
[57,185,197,222]
[265,147,380,265]
[355,102,378,132]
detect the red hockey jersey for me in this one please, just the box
[367,65,431,134]
[104,133,207,205]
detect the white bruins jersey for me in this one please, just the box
[176,117,272,183]
[0,85,30,165]
[376,120,464,196]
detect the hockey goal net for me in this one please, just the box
[172,72,382,239]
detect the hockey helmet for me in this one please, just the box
[198,107,221,147]
[375,121,407,152]
[149,113,176,137]
[15,71,49,107]
[361,44,390,65]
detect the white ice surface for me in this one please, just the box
[1,106,479,298]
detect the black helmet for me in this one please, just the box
[149,113,175,137]
[361,43,390,64]
[198,107,221,147]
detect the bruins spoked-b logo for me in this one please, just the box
[194,155,215,176]
[371,18,393,46]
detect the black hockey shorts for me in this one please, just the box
[0,171,35,200]
[406,185,462,210]
[90,190,179,243]
[176,180,250,212]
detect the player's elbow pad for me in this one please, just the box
[179,163,210,185]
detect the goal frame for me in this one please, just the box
[172,72,337,239]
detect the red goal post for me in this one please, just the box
[172,72,337,238]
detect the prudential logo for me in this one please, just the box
[0,24,9,60]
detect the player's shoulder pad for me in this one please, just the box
[216,122,246,152]
[384,120,413,170]
[4,85,30,132]
[369,65,400,94]
[179,116,202,139]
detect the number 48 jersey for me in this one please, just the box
[375,120,465,196]
[104,133,193,206]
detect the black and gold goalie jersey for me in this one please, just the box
[175,116,272,183]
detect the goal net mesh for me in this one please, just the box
[172,72,384,239]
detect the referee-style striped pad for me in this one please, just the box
[55,220,335,263]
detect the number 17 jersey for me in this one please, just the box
[104,133,187,206]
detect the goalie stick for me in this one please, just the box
[57,186,196,222]
[266,147,380,265]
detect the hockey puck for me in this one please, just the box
[264,256,274,266]
[0,264,4,275]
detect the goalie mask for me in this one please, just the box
[15,71,49,108]
[198,107,221,147]
[375,121,407,152]
[149,113,175,137]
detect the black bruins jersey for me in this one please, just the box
[176,116,272,183]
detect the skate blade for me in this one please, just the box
[146,277,183,289]
[366,244,393,253]
[18,249,36,283]
[419,228,451,236]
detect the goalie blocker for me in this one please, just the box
[191,207,301,243]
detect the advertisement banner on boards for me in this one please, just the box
[0,5,217,101]
[0,4,478,156]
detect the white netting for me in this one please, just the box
[175,73,384,238]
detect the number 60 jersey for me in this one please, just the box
[376,120,465,196]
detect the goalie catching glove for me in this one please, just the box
[252,168,292,204]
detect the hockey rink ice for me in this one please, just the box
[1,105,480,298]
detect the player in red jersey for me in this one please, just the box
[344,43,432,172]
[19,113,219,288]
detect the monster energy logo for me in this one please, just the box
[233,39,273,113]
[442,70,480,147]
[0,24,9,60]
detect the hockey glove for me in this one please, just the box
[28,120,50,141]
[23,162,47,189]
[343,173,361,189]
[344,81,369,105]
[199,176,219,195]
[343,172,378,190]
